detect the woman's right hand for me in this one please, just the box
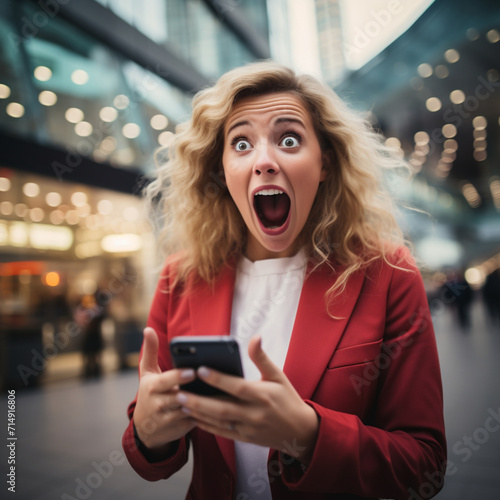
[132,327,197,457]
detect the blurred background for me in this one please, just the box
[0,0,499,498]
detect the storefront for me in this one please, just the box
[0,169,157,388]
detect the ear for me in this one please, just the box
[320,152,330,182]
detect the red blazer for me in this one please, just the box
[123,248,446,500]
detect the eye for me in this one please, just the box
[233,139,251,152]
[279,134,301,148]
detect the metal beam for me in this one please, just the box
[203,0,270,59]
[0,130,145,196]
[52,0,210,93]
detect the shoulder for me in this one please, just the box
[157,251,236,296]
[363,244,419,280]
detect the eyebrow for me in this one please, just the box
[226,117,305,136]
[275,117,305,128]
[225,120,249,136]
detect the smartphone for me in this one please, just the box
[169,336,244,396]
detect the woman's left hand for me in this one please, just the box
[175,335,319,465]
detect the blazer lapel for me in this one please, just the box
[283,262,366,400]
[188,264,238,477]
[189,264,235,336]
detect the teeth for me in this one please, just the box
[255,189,284,196]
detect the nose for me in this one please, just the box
[253,143,280,176]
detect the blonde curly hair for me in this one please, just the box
[145,61,410,300]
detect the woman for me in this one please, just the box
[123,61,446,500]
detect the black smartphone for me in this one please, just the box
[169,336,244,396]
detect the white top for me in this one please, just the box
[230,250,307,499]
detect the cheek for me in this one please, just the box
[223,171,249,214]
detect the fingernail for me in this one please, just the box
[198,366,210,379]
[181,369,195,379]
[181,407,191,415]
[176,393,188,404]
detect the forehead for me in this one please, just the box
[224,92,313,133]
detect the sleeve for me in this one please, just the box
[122,261,191,481]
[279,249,447,499]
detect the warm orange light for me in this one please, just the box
[45,271,60,287]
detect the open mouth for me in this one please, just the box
[253,188,291,229]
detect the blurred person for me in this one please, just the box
[122,62,446,499]
[441,269,473,331]
[453,270,474,331]
[483,268,500,330]
[75,293,106,378]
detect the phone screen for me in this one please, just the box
[169,336,244,396]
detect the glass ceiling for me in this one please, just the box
[0,1,192,175]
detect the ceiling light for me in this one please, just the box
[71,192,88,207]
[14,203,28,217]
[6,103,25,118]
[65,107,84,123]
[75,121,93,137]
[466,28,479,41]
[71,69,89,85]
[34,66,52,81]
[22,182,40,197]
[486,29,500,43]
[0,177,11,192]
[49,210,65,225]
[29,208,45,222]
[385,137,401,149]
[65,210,79,225]
[158,131,174,147]
[473,150,487,162]
[434,65,449,79]
[99,107,118,122]
[114,95,129,109]
[122,123,140,139]
[99,137,117,153]
[462,182,481,207]
[443,139,458,152]
[472,116,487,130]
[442,124,457,138]
[97,199,113,215]
[46,192,62,207]
[417,63,433,78]
[0,201,13,216]
[150,114,169,130]
[414,131,430,145]
[426,97,442,112]
[38,90,57,106]
[449,90,465,104]
[0,84,11,99]
[444,49,460,63]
